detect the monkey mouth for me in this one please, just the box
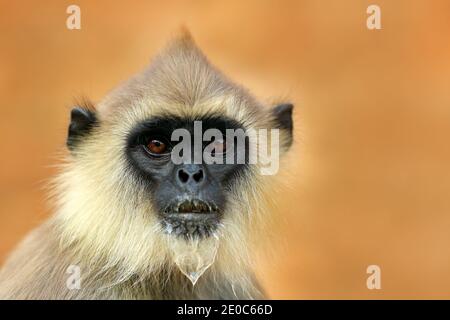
[163,199,220,214]
[161,199,221,238]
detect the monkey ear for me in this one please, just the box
[67,107,97,150]
[272,103,294,149]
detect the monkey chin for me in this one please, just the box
[162,199,222,285]
[160,198,222,239]
[167,230,220,286]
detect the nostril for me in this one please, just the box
[178,169,189,183]
[193,169,204,183]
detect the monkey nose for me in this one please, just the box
[175,164,206,189]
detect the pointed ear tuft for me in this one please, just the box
[177,26,194,43]
[272,103,294,149]
[67,107,97,151]
[168,27,197,51]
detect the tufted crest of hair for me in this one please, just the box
[48,32,292,294]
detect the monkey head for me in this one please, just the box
[57,33,293,280]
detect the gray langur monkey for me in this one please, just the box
[0,32,294,299]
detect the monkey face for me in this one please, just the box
[125,116,250,239]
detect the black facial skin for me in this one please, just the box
[126,115,250,239]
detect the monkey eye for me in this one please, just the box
[209,138,227,156]
[144,138,170,156]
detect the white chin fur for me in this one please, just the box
[168,236,220,285]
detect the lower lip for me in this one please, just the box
[165,212,219,220]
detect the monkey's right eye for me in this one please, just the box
[141,136,171,157]
[147,139,167,154]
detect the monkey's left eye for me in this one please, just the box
[209,138,227,155]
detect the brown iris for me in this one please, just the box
[147,139,167,154]
[210,138,226,155]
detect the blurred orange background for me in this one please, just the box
[1,0,450,299]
